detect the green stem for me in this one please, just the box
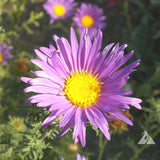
[97,137,108,160]
[129,128,160,160]
[99,132,103,149]
[39,128,54,141]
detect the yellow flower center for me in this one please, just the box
[0,53,3,62]
[64,71,102,108]
[53,4,66,17]
[81,15,94,28]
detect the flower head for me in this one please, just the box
[43,0,77,24]
[0,42,13,65]
[73,3,106,38]
[21,27,142,147]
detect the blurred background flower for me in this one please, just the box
[8,116,26,132]
[0,42,13,65]
[43,0,77,24]
[15,58,29,73]
[73,3,106,38]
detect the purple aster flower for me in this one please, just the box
[0,42,13,65]
[43,0,77,24]
[73,3,106,38]
[21,27,142,147]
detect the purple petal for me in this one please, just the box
[57,115,75,137]
[59,106,76,127]
[40,46,54,57]
[34,49,48,62]
[108,111,133,126]
[24,85,59,94]
[21,77,32,84]
[85,108,98,128]
[28,77,61,87]
[70,27,78,72]
[31,59,64,82]
[88,107,110,140]
[73,108,82,139]
[49,100,71,111]
[56,38,72,72]
[41,106,70,128]
[41,111,58,128]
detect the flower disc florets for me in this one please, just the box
[53,4,66,17]
[81,15,94,28]
[64,71,101,108]
[73,3,106,38]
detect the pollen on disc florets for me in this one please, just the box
[64,70,102,108]
[53,4,66,17]
[81,15,94,28]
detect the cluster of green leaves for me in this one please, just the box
[0,112,60,160]
[0,0,44,43]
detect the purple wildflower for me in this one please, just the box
[73,3,106,38]
[76,153,87,160]
[21,27,142,147]
[43,0,76,24]
[59,153,87,160]
[0,42,13,65]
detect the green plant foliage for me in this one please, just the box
[0,0,160,160]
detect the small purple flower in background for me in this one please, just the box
[59,153,87,160]
[21,27,142,147]
[43,0,76,24]
[0,42,13,65]
[73,3,106,38]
